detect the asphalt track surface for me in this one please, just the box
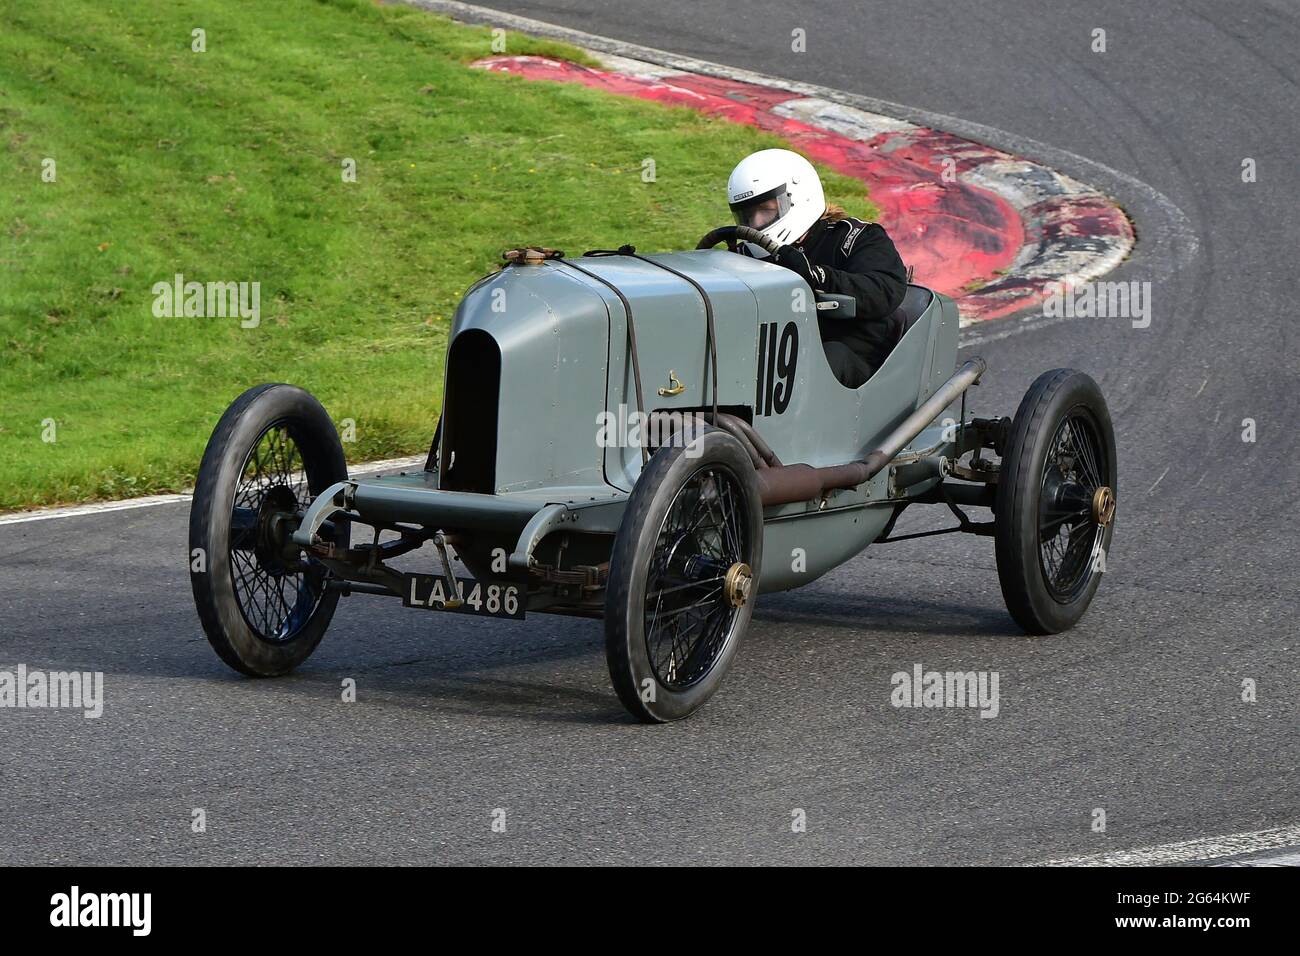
[2,1,1297,865]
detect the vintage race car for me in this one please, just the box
[188,225,1117,722]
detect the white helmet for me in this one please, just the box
[726,148,826,250]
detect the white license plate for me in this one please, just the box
[402,573,524,619]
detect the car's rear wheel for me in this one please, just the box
[189,384,349,676]
[995,369,1117,634]
[605,429,763,722]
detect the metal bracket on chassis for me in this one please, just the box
[509,503,611,611]
[292,479,357,550]
[944,457,1000,484]
[508,503,569,575]
[313,526,431,597]
[876,481,997,543]
[506,501,622,579]
[431,532,463,608]
[290,479,434,598]
[877,414,1008,544]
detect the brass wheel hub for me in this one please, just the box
[1091,486,1116,526]
[723,562,753,608]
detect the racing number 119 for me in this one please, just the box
[756,321,798,416]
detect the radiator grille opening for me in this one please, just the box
[440,329,500,493]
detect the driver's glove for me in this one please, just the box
[772,244,828,290]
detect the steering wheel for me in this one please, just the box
[696,225,781,256]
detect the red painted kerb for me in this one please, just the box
[475,56,1025,310]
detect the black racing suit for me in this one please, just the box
[752,216,908,388]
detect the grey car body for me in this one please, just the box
[192,232,1116,722]
[300,250,957,593]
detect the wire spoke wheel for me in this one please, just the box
[189,384,349,677]
[995,369,1117,634]
[228,422,325,643]
[605,428,763,722]
[1036,413,1110,602]
[643,465,747,689]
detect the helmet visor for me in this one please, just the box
[730,184,792,231]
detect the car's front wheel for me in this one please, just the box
[189,384,349,676]
[604,429,763,722]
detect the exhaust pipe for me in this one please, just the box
[757,358,987,506]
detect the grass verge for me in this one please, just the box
[0,0,875,510]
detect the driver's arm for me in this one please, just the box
[772,220,907,320]
[813,222,907,321]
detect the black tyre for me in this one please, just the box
[995,369,1117,634]
[189,384,350,676]
[605,429,763,722]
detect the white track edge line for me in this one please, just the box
[1034,823,1300,867]
[0,455,428,526]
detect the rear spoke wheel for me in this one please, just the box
[1037,413,1109,602]
[995,369,1117,634]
